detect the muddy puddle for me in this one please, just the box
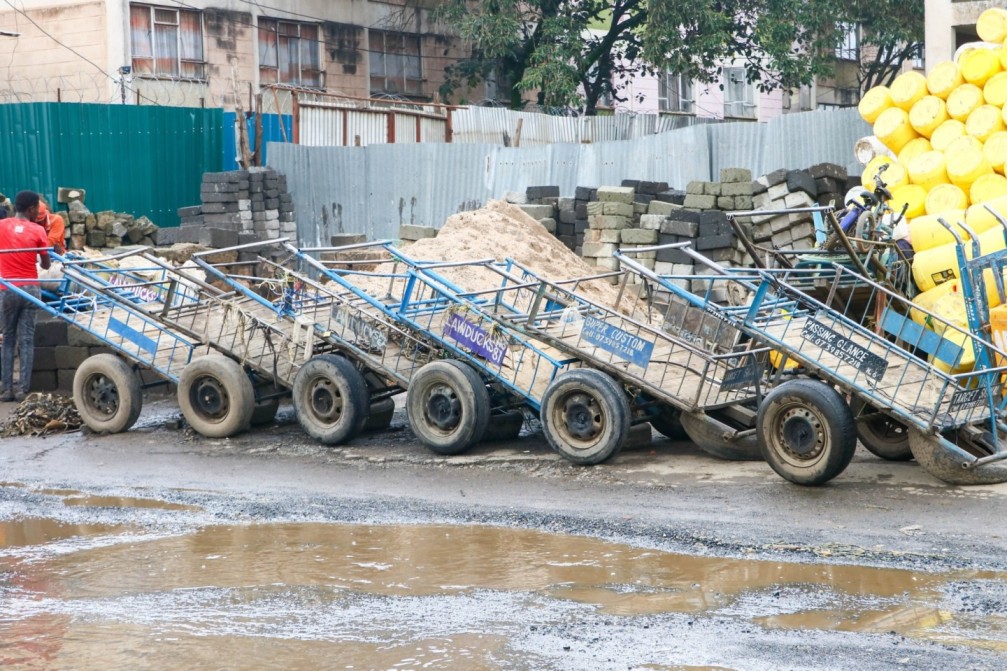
[0,519,1005,669]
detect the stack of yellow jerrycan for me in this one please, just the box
[857,8,1007,373]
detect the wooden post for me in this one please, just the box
[253,93,264,167]
[514,118,523,147]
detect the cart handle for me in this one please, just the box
[193,237,291,258]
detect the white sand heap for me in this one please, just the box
[405,200,639,313]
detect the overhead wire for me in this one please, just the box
[2,0,162,105]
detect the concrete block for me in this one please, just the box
[647,200,681,216]
[695,233,735,251]
[197,228,240,248]
[559,209,578,224]
[32,347,57,371]
[763,168,789,187]
[734,196,754,210]
[35,319,67,347]
[721,181,754,197]
[809,162,847,181]
[593,257,620,271]
[603,201,635,217]
[596,186,636,204]
[716,196,736,211]
[519,204,555,220]
[582,242,617,257]
[783,191,815,209]
[620,229,658,244]
[661,219,698,237]
[771,230,793,248]
[704,182,722,197]
[575,186,593,200]
[29,370,57,392]
[767,183,790,201]
[683,194,716,210]
[589,215,628,230]
[330,233,366,246]
[786,170,818,198]
[54,346,89,369]
[770,215,793,233]
[639,214,666,230]
[790,222,815,241]
[587,201,605,216]
[656,189,686,204]
[539,217,557,234]
[584,229,621,244]
[399,225,438,241]
[720,168,753,183]
[686,181,706,195]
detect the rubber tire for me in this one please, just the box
[483,409,525,442]
[72,354,143,434]
[178,355,255,439]
[908,428,1007,485]
[650,405,690,441]
[850,397,912,461]
[406,360,490,455]
[292,354,369,445]
[756,379,857,486]
[679,410,762,461]
[541,368,630,465]
[251,398,280,426]
[363,397,396,432]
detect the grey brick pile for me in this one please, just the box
[163,168,295,248]
[749,163,856,251]
[66,200,160,251]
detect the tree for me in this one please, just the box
[850,1,926,90]
[435,0,924,115]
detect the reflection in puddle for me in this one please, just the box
[0,523,1004,670]
[0,518,123,548]
[60,495,199,512]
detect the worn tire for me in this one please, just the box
[363,397,396,432]
[908,428,1007,485]
[541,369,630,465]
[251,397,281,425]
[483,409,525,442]
[406,360,490,455]
[756,379,857,486]
[72,354,143,434]
[292,354,369,445]
[650,405,690,441]
[178,355,255,438]
[679,410,762,461]
[850,397,912,461]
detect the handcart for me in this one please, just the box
[189,240,444,445]
[435,256,778,463]
[278,241,569,458]
[8,249,318,439]
[614,212,1007,486]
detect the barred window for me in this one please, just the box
[259,18,322,88]
[130,4,204,79]
[369,30,423,97]
[658,72,694,114]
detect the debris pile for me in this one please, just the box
[66,200,161,251]
[1,393,82,437]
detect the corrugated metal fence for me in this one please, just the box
[0,103,223,226]
[268,108,871,246]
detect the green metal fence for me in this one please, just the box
[0,102,223,227]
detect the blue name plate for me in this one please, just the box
[582,317,653,368]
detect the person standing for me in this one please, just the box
[34,201,66,254]
[0,191,51,402]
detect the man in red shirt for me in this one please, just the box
[0,191,51,402]
[35,202,66,254]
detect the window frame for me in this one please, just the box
[835,22,860,62]
[657,71,694,115]
[258,17,323,89]
[723,67,756,119]
[129,3,205,81]
[368,29,424,98]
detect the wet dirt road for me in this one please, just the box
[1,397,1006,671]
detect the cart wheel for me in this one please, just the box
[679,411,762,461]
[541,369,629,465]
[72,354,143,434]
[251,398,280,426]
[850,397,912,461]
[650,405,690,441]
[178,355,255,438]
[292,354,369,445]
[483,409,525,442]
[908,428,1007,485]
[756,379,857,485]
[363,397,396,432]
[407,360,490,455]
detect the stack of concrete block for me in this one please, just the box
[683,168,755,213]
[165,168,294,249]
[751,168,825,251]
[66,201,160,251]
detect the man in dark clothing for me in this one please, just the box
[0,191,51,401]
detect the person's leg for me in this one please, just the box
[15,286,40,398]
[0,290,21,400]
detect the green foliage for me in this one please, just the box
[435,0,924,114]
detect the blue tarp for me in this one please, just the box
[222,112,293,171]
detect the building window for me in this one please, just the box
[369,30,423,97]
[259,19,322,88]
[835,22,860,61]
[130,4,204,79]
[658,72,694,114]
[723,67,755,119]
[911,42,925,70]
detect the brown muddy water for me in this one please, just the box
[0,495,1005,670]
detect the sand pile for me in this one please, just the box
[405,200,639,313]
